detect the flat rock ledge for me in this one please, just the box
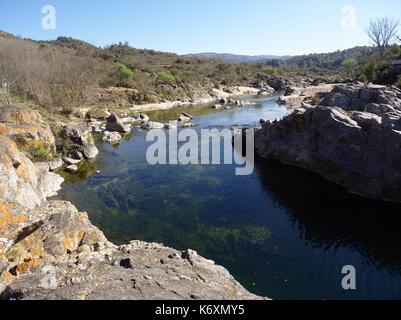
[0,201,262,300]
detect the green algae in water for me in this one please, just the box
[56,97,401,299]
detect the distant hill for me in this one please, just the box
[284,46,374,69]
[0,30,15,40]
[183,52,291,63]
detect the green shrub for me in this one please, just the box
[263,66,278,75]
[117,64,134,79]
[157,71,176,84]
[27,144,51,161]
[342,58,358,67]
[170,67,180,77]
[397,75,401,89]
[363,61,378,83]
[342,58,358,77]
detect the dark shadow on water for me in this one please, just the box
[254,155,401,276]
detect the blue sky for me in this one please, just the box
[0,0,400,55]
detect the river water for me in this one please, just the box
[56,95,401,299]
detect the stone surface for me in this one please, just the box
[0,105,56,157]
[0,136,63,209]
[177,113,193,124]
[0,201,262,300]
[102,131,122,144]
[59,124,99,160]
[255,84,401,203]
[66,165,78,173]
[106,113,131,133]
[141,121,165,130]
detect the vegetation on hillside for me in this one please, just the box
[0,16,399,117]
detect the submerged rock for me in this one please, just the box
[141,121,165,130]
[0,200,263,300]
[66,164,78,173]
[102,131,122,144]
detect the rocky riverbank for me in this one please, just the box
[0,104,263,300]
[255,82,401,203]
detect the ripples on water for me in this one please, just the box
[56,95,401,299]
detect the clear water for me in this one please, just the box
[56,95,401,299]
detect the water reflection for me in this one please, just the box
[255,157,401,276]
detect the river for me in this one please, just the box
[56,95,401,299]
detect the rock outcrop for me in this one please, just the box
[0,200,260,300]
[256,83,401,203]
[0,104,56,158]
[59,124,99,160]
[0,136,63,209]
[0,198,261,300]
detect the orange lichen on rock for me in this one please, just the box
[0,203,27,228]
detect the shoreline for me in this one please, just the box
[129,86,260,113]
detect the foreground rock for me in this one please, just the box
[0,136,63,209]
[255,83,401,203]
[0,105,261,300]
[0,200,262,300]
[0,104,56,158]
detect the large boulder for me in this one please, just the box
[255,105,401,203]
[106,113,131,133]
[319,82,401,112]
[59,124,99,160]
[0,136,64,209]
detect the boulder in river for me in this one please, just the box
[141,121,165,130]
[177,112,193,124]
[106,113,131,133]
[102,131,122,144]
[60,124,99,160]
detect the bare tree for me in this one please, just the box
[367,17,400,63]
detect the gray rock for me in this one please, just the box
[255,104,401,203]
[106,113,131,133]
[0,201,264,300]
[102,131,122,144]
[82,144,99,159]
[364,103,395,116]
[62,156,81,165]
[141,121,165,130]
[60,124,99,160]
[177,113,193,124]
[48,158,63,171]
[66,165,78,173]
[133,113,150,124]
